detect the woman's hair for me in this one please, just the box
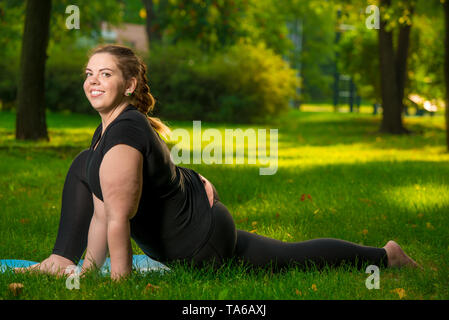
[86,44,171,140]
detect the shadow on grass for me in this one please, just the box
[276,114,446,151]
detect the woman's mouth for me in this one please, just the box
[90,90,105,97]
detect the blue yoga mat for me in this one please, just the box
[0,255,169,274]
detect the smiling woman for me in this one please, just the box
[16,44,421,281]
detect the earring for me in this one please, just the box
[127,92,132,96]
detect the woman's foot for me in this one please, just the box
[14,254,76,276]
[383,240,423,269]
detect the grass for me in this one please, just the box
[0,105,448,300]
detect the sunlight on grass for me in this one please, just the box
[385,183,449,212]
[1,108,448,299]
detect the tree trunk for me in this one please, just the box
[378,0,410,134]
[15,0,52,141]
[142,0,161,51]
[395,5,414,115]
[444,1,449,151]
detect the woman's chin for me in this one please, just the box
[89,101,108,111]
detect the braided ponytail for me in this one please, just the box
[88,44,171,140]
[133,59,172,140]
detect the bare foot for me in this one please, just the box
[383,240,423,270]
[14,254,76,277]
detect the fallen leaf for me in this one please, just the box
[145,283,161,292]
[307,194,312,201]
[251,221,258,227]
[313,209,320,215]
[295,289,302,296]
[426,222,434,230]
[362,229,368,236]
[250,229,257,233]
[359,198,375,206]
[300,194,306,201]
[236,218,248,224]
[391,288,406,299]
[275,212,280,218]
[417,213,423,218]
[9,283,24,296]
[311,284,317,291]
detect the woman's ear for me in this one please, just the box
[126,77,138,94]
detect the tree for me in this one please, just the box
[141,0,162,49]
[444,0,449,151]
[378,0,415,134]
[13,0,122,141]
[15,0,52,141]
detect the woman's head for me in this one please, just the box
[83,44,170,139]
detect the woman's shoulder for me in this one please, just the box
[117,106,148,125]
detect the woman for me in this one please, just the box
[18,45,420,280]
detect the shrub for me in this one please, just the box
[148,40,299,123]
[45,43,93,114]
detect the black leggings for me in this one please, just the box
[52,149,389,271]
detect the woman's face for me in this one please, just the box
[83,52,128,112]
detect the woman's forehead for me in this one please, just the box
[86,53,117,70]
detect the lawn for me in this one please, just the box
[0,105,448,300]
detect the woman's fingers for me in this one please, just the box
[198,174,214,208]
[14,262,69,276]
[14,263,40,273]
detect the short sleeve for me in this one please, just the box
[102,118,147,156]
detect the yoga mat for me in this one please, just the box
[0,255,170,274]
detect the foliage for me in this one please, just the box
[148,40,299,123]
[336,0,445,107]
[406,4,445,106]
[45,40,93,114]
[337,24,381,104]
[153,0,251,52]
[0,0,122,111]
[0,0,24,110]
[152,0,336,103]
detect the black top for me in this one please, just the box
[85,104,213,262]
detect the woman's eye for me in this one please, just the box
[85,72,92,78]
[102,72,111,77]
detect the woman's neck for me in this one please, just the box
[99,102,129,134]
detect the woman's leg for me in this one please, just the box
[51,149,94,264]
[233,230,389,271]
[189,197,388,271]
[196,180,388,271]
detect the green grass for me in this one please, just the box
[1,106,448,300]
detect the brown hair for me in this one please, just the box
[87,44,171,139]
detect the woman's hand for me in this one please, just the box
[198,174,214,208]
[14,254,75,277]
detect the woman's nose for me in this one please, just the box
[89,75,99,85]
[89,78,98,85]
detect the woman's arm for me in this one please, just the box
[81,197,108,273]
[99,144,143,280]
